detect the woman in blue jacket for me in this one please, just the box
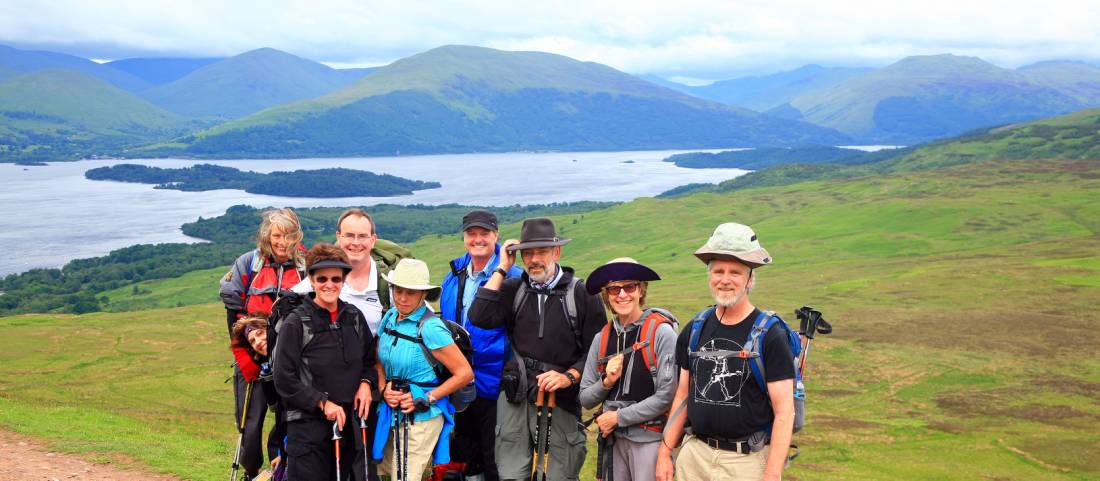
[374,258,473,479]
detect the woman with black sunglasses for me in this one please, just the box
[579,257,680,481]
[274,243,378,480]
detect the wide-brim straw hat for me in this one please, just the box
[585,257,661,295]
[693,223,773,268]
[506,217,571,252]
[383,258,442,302]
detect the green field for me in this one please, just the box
[2,157,1099,480]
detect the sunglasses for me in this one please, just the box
[313,275,344,285]
[604,283,640,296]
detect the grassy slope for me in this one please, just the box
[0,69,186,132]
[2,157,1097,479]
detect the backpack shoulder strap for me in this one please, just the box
[596,322,613,374]
[416,312,442,369]
[564,277,580,328]
[512,281,529,317]
[687,306,716,354]
[745,310,778,393]
[299,314,316,351]
[638,308,677,374]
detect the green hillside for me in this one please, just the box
[785,54,1092,143]
[140,48,372,119]
[1,155,1096,480]
[139,45,848,158]
[0,69,192,161]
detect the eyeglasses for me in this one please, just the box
[604,283,640,296]
[340,233,373,242]
[313,275,344,285]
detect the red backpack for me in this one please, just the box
[596,308,678,384]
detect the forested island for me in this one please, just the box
[84,163,441,197]
[664,145,899,169]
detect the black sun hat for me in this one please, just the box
[505,218,571,252]
[585,257,661,295]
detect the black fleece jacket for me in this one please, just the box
[468,266,605,380]
[273,296,377,420]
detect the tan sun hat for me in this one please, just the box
[693,223,772,267]
[383,258,442,301]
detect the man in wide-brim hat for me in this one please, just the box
[468,217,607,481]
[655,223,796,481]
[579,257,680,481]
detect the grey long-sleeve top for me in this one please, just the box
[579,315,679,443]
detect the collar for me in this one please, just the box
[466,252,498,278]
[389,304,431,324]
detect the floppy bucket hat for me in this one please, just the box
[506,217,571,252]
[382,258,442,301]
[693,223,772,267]
[585,257,661,295]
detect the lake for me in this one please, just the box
[1,149,747,276]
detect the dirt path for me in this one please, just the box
[0,429,182,481]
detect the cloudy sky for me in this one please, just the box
[3,0,1099,84]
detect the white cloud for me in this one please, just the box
[1,0,1098,79]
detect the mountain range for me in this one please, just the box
[654,65,873,111]
[3,43,1100,161]
[780,55,1100,143]
[152,45,846,157]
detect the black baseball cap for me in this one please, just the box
[461,209,498,232]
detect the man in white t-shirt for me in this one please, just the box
[292,208,386,335]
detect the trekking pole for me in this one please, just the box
[795,306,832,378]
[332,421,343,481]
[359,416,369,481]
[402,413,410,481]
[541,390,555,481]
[530,389,545,481]
[230,380,254,481]
[393,409,402,481]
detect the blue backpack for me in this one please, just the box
[687,307,805,433]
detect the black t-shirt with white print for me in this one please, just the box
[674,307,795,440]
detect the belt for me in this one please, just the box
[695,434,753,454]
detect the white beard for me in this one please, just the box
[712,287,746,308]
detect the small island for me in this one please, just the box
[85,163,441,198]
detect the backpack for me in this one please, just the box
[269,293,365,363]
[687,307,805,433]
[512,277,583,351]
[382,312,477,412]
[372,238,413,311]
[596,307,678,432]
[596,307,678,382]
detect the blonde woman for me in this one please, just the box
[219,207,307,480]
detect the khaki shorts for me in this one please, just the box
[378,415,444,480]
[494,393,587,481]
[674,435,770,481]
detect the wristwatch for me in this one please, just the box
[564,371,578,385]
[493,267,508,278]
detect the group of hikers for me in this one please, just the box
[219,206,798,481]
